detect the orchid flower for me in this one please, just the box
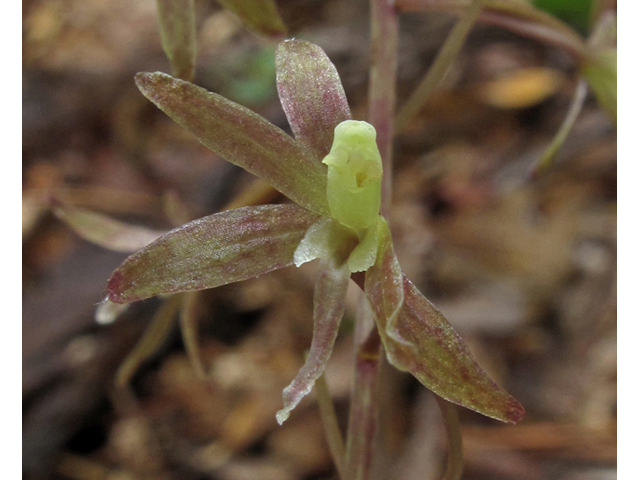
[107,39,524,425]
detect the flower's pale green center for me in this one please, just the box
[323,120,382,231]
[294,120,384,273]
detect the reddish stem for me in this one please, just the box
[344,1,399,479]
[368,0,399,219]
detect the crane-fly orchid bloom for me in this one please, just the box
[107,39,524,425]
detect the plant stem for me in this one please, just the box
[115,293,183,387]
[435,396,464,480]
[315,374,348,480]
[395,0,484,132]
[179,291,208,379]
[344,2,399,479]
[368,0,399,219]
[532,77,589,176]
[345,322,383,480]
[396,0,587,59]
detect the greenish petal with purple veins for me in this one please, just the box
[135,72,329,216]
[365,218,525,424]
[108,205,319,303]
[277,258,351,424]
[276,39,352,159]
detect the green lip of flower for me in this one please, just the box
[324,120,383,231]
[107,39,524,426]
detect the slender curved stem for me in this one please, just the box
[316,374,348,480]
[368,0,399,219]
[115,293,182,387]
[397,0,587,59]
[396,0,484,132]
[344,2,399,479]
[532,77,589,176]
[345,323,382,480]
[179,290,208,379]
[435,396,464,480]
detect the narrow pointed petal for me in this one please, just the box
[217,0,286,38]
[365,219,524,424]
[156,0,197,81]
[276,259,350,424]
[108,205,319,303]
[54,205,165,253]
[397,279,525,423]
[135,72,329,216]
[276,40,351,159]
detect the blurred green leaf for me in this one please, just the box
[582,12,617,124]
[217,0,287,38]
[108,205,319,303]
[223,47,278,106]
[135,72,330,215]
[533,0,593,35]
[157,0,197,81]
[582,49,616,124]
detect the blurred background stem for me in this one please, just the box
[435,396,464,480]
[316,374,348,480]
[396,0,484,132]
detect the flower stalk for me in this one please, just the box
[343,1,400,479]
[435,396,464,480]
[316,373,348,480]
[368,0,399,218]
